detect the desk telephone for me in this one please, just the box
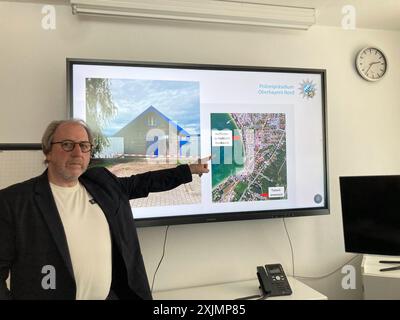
[256,264,292,297]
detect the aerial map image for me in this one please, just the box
[211,112,287,203]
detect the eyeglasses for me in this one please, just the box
[51,140,92,153]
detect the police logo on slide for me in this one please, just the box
[299,80,316,99]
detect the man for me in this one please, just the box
[0,119,209,300]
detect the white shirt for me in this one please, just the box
[50,182,112,300]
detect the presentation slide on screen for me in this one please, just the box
[72,64,326,219]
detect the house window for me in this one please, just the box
[147,115,156,127]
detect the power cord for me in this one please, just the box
[282,218,295,277]
[151,225,170,293]
[234,287,267,300]
[282,217,361,279]
[295,254,362,280]
[234,293,263,300]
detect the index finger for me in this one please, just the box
[198,155,212,164]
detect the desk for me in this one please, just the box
[361,255,400,299]
[153,277,327,300]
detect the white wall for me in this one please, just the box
[1,1,400,299]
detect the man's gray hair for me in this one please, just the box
[42,119,94,163]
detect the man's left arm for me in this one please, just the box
[117,157,210,199]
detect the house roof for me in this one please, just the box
[113,105,191,137]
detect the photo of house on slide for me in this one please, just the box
[85,77,201,208]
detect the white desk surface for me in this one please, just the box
[153,277,327,300]
[362,254,400,278]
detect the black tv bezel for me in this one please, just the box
[67,58,329,227]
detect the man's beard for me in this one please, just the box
[58,164,88,181]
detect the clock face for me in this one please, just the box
[356,47,387,81]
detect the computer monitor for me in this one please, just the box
[340,175,400,256]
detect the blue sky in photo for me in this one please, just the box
[101,79,200,136]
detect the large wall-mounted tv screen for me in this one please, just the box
[67,59,328,227]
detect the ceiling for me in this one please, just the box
[5,0,400,31]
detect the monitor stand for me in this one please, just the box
[379,260,400,272]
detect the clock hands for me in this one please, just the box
[365,61,381,74]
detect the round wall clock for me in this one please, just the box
[355,47,387,81]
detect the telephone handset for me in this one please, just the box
[256,264,292,297]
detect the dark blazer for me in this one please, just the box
[0,165,192,300]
